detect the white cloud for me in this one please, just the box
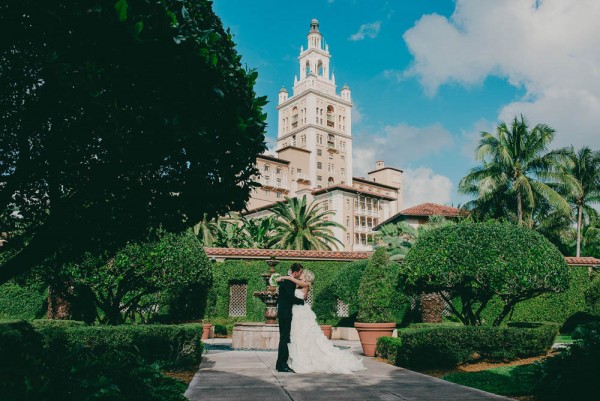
[351,101,363,124]
[353,122,454,175]
[402,168,453,208]
[349,21,382,41]
[402,0,600,149]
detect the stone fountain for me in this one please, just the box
[232,257,281,350]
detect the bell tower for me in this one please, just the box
[276,19,353,189]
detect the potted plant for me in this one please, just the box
[201,320,213,340]
[354,248,398,356]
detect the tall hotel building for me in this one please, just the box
[244,19,403,251]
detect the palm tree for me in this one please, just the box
[239,216,277,249]
[552,146,600,256]
[193,213,218,246]
[270,195,344,250]
[459,115,570,225]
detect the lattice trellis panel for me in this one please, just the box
[229,283,247,317]
[336,297,349,317]
[306,288,313,307]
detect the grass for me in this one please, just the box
[554,334,574,344]
[442,364,539,397]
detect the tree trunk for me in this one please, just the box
[577,203,583,257]
[47,286,72,320]
[419,293,445,323]
[517,190,523,225]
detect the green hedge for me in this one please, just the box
[0,321,201,401]
[207,260,349,324]
[0,281,48,320]
[36,323,204,370]
[377,324,558,369]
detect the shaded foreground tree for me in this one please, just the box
[0,0,266,283]
[402,222,570,326]
[45,230,212,324]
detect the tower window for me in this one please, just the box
[317,149,322,156]
[327,105,334,127]
[317,162,322,170]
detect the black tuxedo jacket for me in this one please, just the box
[277,278,304,319]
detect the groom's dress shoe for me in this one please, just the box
[277,366,295,373]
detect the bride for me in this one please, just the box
[277,270,366,374]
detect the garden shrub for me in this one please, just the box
[535,322,600,401]
[0,321,197,401]
[402,222,570,326]
[584,275,600,316]
[0,320,45,400]
[0,280,48,320]
[214,324,227,337]
[37,323,204,370]
[356,248,408,323]
[376,324,558,369]
[30,319,87,329]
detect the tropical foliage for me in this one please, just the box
[551,146,600,256]
[0,0,267,284]
[402,222,570,326]
[459,115,570,226]
[270,196,344,250]
[459,115,600,257]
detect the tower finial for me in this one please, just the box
[310,18,319,33]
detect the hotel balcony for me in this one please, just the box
[354,208,379,217]
[258,177,290,192]
[296,173,311,184]
[354,226,375,234]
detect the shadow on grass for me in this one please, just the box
[442,364,539,397]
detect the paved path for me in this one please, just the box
[185,339,513,401]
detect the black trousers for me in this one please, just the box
[276,315,292,369]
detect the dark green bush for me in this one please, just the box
[535,322,600,401]
[0,320,45,400]
[30,319,87,329]
[0,321,198,401]
[376,325,558,369]
[357,248,407,323]
[584,275,600,316]
[0,281,47,320]
[37,323,203,370]
[214,324,227,337]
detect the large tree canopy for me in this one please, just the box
[0,0,267,283]
[402,222,570,326]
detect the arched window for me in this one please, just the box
[305,61,310,76]
[328,177,334,186]
[291,106,298,128]
[326,105,334,127]
[317,60,324,76]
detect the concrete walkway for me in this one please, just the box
[185,339,513,401]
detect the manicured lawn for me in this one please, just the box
[442,364,538,397]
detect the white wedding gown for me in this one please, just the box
[288,289,366,374]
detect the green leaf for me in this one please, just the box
[114,0,128,22]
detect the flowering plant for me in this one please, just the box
[269,273,281,287]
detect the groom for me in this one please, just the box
[275,263,304,372]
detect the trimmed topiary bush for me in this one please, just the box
[376,324,558,369]
[402,222,570,326]
[356,248,407,323]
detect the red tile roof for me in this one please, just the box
[400,203,467,217]
[204,247,371,261]
[565,256,600,266]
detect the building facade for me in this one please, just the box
[245,19,403,251]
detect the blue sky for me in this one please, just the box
[213,0,600,207]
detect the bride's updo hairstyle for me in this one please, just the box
[302,269,315,287]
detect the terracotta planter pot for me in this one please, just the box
[354,322,396,357]
[319,324,333,339]
[201,324,213,340]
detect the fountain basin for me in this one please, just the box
[232,322,279,350]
